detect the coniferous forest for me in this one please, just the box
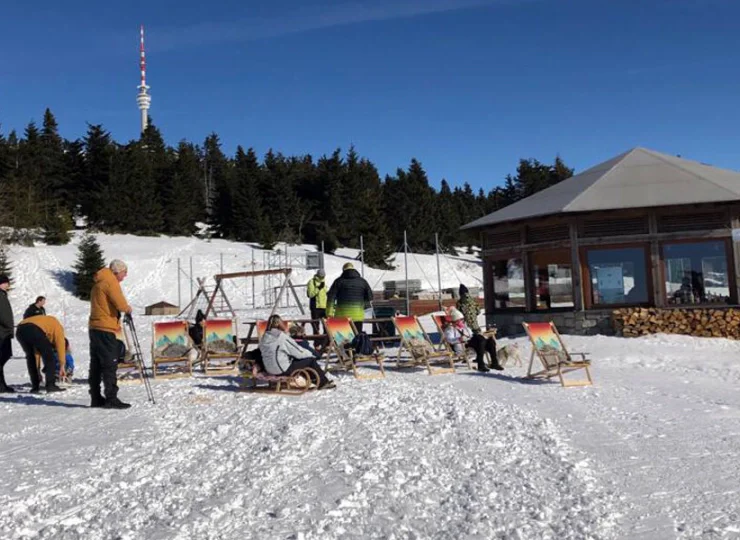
[0,109,574,267]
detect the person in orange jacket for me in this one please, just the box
[15,314,67,393]
[89,259,133,409]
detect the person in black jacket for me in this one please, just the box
[23,296,46,320]
[326,262,373,323]
[0,275,15,393]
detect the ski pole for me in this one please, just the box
[124,314,156,404]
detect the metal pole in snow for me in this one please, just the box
[404,230,410,315]
[435,232,443,311]
[360,235,365,278]
[189,257,194,301]
[177,258,181,308]
[220,253,224,275]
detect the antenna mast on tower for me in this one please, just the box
[136,24,152,134]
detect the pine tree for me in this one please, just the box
[355,158,394,268]
[39,108,66,211]
[81,124,114,226]
[204,134,233,238]
[232,146,265,242]
[42,206,73,245]
[164,141,205,236]
[73,234,106,300]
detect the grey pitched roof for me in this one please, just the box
[462,147,740,229]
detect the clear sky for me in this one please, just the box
[2,0,739,191]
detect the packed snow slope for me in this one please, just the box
[0,233,738,539]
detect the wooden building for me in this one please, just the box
[145,301,180,316]
[463,148,740,336]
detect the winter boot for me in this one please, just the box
[0,371,15,393]
[29,386,41,394]
[477,362,490,373]
[104,397,132,410]
[90,394,106,408]
[45,384,66,393]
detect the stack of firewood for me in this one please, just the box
[612,307,740,339]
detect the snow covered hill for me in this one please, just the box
[1,233,739,539]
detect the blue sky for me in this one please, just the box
[2,0,739,191]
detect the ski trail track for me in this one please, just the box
[0,374,619,540]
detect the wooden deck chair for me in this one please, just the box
[394,316,455,375]
[324,317,385,380]
[431,313,474,370]
[116,325,145,384]
[202,318,240,375]
[151,320,194,379]
[522,321,593,387]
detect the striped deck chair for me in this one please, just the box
[116,324,145,384]
[430,313,474,370]
[151,320,194,379]
[202,318,240,375]
[523,321,593,387]
[324,317,385,380]
[393,315,455,375]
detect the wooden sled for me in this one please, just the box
[324,317,386,380]
[151,320,194,379]
[394,315,455,375]
[522,321,593,387]
[240,363,321,395]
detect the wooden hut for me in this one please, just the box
[463,148,740,337]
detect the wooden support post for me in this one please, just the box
[648,213,665,307]
[730,217,740,304]
[520,227,533,311]
[569,222,584,312]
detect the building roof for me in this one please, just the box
[463,147,740,229]
[146,301,178,308]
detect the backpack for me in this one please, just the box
[350,331,373,356]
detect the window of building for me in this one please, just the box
[492,258,526,309]
[663,241,731,305]
[530,249,574,309]
[585,246,649,306]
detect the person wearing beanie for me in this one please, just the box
[306,268,328,334]
[442,307,503,372]
[15,315,68,393]
[326,262,372,323]
[0,275,15,393]
[456,283,482,334]
[88,259,133,409]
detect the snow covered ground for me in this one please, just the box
[0,233,739,539]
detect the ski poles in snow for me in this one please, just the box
[123,314,156,404]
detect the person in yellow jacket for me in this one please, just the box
[306,269,327,335]
[89,259,133,409]
[16,314,67,394]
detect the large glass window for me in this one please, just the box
[664,241,731,305]
[586,247,649,306]
[492,258,526,309]
[531,250,574,309]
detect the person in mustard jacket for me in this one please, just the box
[89,259,132,409]
[15,315,67,393]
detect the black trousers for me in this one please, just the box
[466,334,497,366]
[310,307,326,335]
[16,324,56,389]
[0,337,13,385]
[284,357,329,387]
[89,329,119,399]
